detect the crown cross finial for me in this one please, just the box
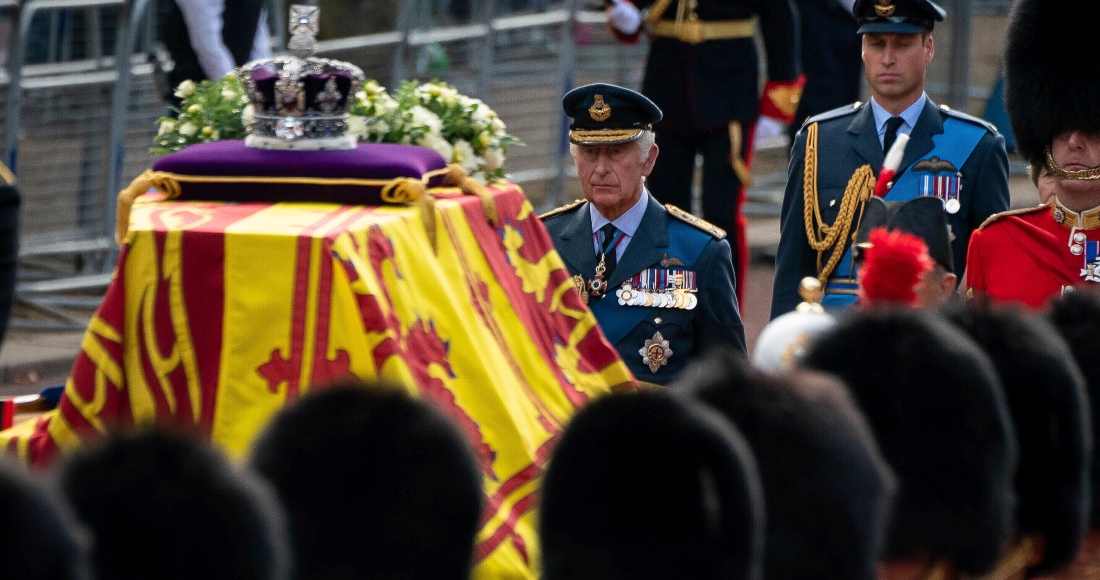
[287,5,320,59]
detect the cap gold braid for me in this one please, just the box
[1046,147,1100,180]
[801,122,876,284]
[569,128,646,144]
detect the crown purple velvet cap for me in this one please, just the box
[151,140,449,205]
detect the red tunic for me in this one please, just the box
[966,202,1100,308]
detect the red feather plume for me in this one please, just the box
[859,228,935,306]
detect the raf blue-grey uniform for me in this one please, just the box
[542,194,746,384]
[547,83,746,384]
[770,0,1010,318]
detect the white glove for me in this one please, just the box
[753,116,786,147]
[608,0,642,35]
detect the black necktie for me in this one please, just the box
[599,223,620,281]
[883,116,904,154]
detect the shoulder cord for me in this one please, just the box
[801,122,876,284]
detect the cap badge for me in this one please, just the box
[589,94,612,122]
[875,0,896,16]
[639,331,673,373]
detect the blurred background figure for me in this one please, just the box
[788,0,861,143]
[158,0,271,102]
[250,380,483,580]
[0,459,89,580]
[944,303,1091,579]
[804,309,1017,580]
[58,430,290,580]
[680,349,896,580]
[540,389,764,580]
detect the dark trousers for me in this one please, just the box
[647,126,748,305]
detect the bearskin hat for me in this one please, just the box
[540,389,765,580]
[803,308,1017,575]
[677,348,897,580]
[250,380,483,580]
[945,302,1091,576]
[58,431,290,580]
[1047,290,1100,528]
[0,460,89,580]
[1005,0,1100,166]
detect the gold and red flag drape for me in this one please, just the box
[1,183,633,578]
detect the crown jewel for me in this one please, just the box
[239,5,365,150]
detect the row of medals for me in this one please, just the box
[615,278,698,309]
[1067,230,1100,282]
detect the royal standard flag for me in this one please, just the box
[2,183,634,578]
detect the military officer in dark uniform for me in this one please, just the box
[605,0,804,307]
[770,0,1010,318]
[541,83,746,385]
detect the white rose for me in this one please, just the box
[483,147,505,171]
[409,105,443,134]
[471,103,493,125]
[178,122,198,137]
[241,104,254,128]
[438,86,459,105]
[174,80,195,99]
[491,117,506,132]
[158,119,177,136]
[346,115,368,140]
[422,134,453,163]
[221,87,237,100]
[372,119,390,136]
[452,139,481,173]
[459,95,479,109]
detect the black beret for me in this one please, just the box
[250,381,483,580]
[540,389,764,580]
[855,196,954,273]
[803,308,1017,575]
[677,349,897,580]
[945,302,1091,576]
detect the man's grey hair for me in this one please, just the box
[569,130,657,162]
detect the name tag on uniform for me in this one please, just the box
[616,268,698,310]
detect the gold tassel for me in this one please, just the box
[728,122,754,188]
[444,164,498,225]
[116,169,183,245]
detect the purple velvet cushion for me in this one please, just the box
[152,140,449,205]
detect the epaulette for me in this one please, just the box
[800,101,862,130]
[664,204,726,239]
[539,199,586,220]
[938,103,999,134]
[978,203,1049,230]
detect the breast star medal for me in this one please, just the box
[639,331,672,373]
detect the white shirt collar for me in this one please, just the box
[870,92,927,144]
[589,189,649,238]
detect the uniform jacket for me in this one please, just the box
[542,195,746,384]
[967,203,1100,308]
[617,0,802,132]
[771,99,1010,318]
